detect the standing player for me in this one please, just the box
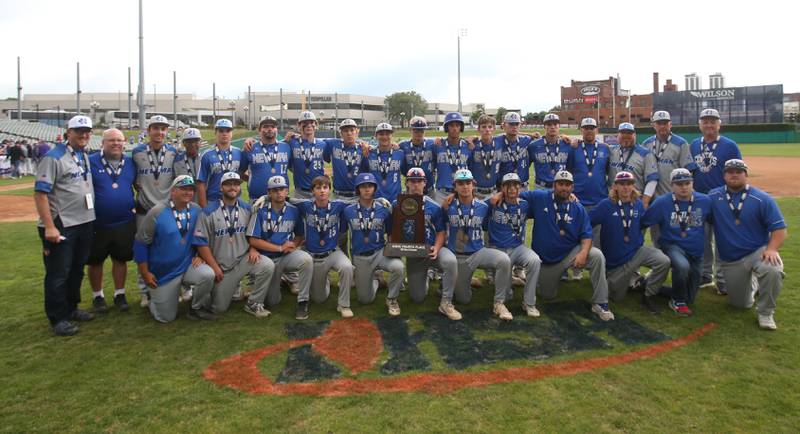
[363,122,404,202]
[432,112,471,203]
[708,159,786,330]
[589,171,670,313]
[344,173,405,316]
[323,119,366,203]
[197,119,244,207]
[399,116,436,197]
[690,108,742,295]
[530,113,571,189]
[247,176,314,319]
[133,115,180,218]
[642,169,712,316]
[569,118,611,210]
[496,112,535,190]
[469,115,503,201]
[193,173,274,317]
[520,171,615,321]
[240,116,291,203]
[34,115,97,335]
[173,127,203,203]
[87,128,137,313]
[284,111,327,200]
[134,175,216,323]
[608,123,659,208]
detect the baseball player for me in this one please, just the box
[708,159,787,330]
[520,170,615,321]
[173,127,203,203]
[444,169,513,320]
[432,112,472,203]
[496,112,535,190]
[363,122,404,202]
[642,168,712,316]
[343,173,405,316]
[284,111,327,200]
[134,175,216,323]
[295,175,354,318]
[400,168,461,320]
[86,128,137,313]
[197,119,244,207]
[690,108,742,295]
[589,171,670,314]
[399,116,436,197]
[608,123,659,208]
[530,113,571,189]
[34,115,97,335]
[323,119,366,203]
[240,116,292,203]
[468,115,503,201]
[486,173,542,317]
[192,172,275,317]
[247,176,314,320]
[569,118,611,209]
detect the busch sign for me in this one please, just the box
[581,85,601,96]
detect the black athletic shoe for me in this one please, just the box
[630,276,647,293]
[295,301,309,320]
[52,320,78,336]
[70,309,95,322]
[640,294,661,315]
[114,294,130,312]
[92,296,109,314]
[187,307,216,321]
[715,283,728,296]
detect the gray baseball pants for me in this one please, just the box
[406,247,457,302]
[537,246,609,304]
[606,246,670,300]
[720,246,784,316]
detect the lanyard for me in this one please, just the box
[652,135,670,160]
[617,199,634,240]
[409,141,425,167]
[146,145,165,180]
[377,151,391,180]
[169,200,189,236]
[220,202,239,237]
[357,205,375,237]
[445,140,466,171]
[501,201,523,239]
[581,141,598,173]
[67,144,88,181]
[215,146,234,173]
[298,139,314,168]
[619,145,636,170]
[698,140,717,171]
[260,142,277,166]
[504,135,521,165]
[726,184,750,224]
[455,199,475,233]
[476,139,495,174]
[342,143,359,173]
[672,193,694,233]
[184,156,196,178]
[263,202,285,234]
[100,150,123,181]
[312,201,333,235]
[552,193,570,234]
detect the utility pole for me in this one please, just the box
[16,57,21,120]
[137,0,146,131]
[76,62,81,114]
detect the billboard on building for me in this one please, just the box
[653,85,783,125]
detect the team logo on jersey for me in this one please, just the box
[204,301,715,396]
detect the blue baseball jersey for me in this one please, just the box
[295,200,349,254]
[708,185,786,262]
[488,199,530,249]
[241,141,291,199]
[364,148,405,202]
[399,139,436,188]
[445,198,489,254]
[530,138,571,186]
[89,152,137,229]
[497,134,535,183]
[393,195,446,246]
[589,198,646,269]
[343,201,392,255]
[569,141,611,207]
[285,137,326,191]
[642,192,712,258]
[197,146,245,202]
[133,202,201,285]
[323,139,365,193]
[522,190,592,264]
[433,139,471,191]
[469,138,503,189]
[246,202,302,258]
[690,135,741,193]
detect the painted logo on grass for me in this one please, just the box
[204,300,715,396]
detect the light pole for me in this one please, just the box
[243,105,249,130]
[457,28,467,114]
[229,100,236,126]
[400,111,405,128]
[319,111,325,131]
[90,101,100,124]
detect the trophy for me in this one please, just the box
[383,194,428,257]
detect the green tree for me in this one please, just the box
[384,91,427,128]
[470,103,486,124]
[524,112,537,124]
[495,107,508,123]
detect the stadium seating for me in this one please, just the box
[0,120,102,149]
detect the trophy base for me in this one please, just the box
[383,243,429,258]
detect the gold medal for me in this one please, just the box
[624,235,630,243]
[228,237,234,244]
[559,229,566,236]
[112,182,119,189]
[735,219,741,225]
[305,168,310,174]
[320,239,326,246]
[154,180,159,186]
[271,168,276,173]
[588,172,593,177]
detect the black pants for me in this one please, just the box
[38,220,93,325]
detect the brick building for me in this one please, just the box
[559,77,653,128]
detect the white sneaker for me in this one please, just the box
[180,288,193,303]
[758,314,777,330]
[512,276,526,286]
[522,303,540,318]
[140,294,149,308]
[592,303,615,321]
[337,305,354,318]
[244,301,271,318]
[386,298,401,316]
[493,302,513,321]
[439,299,462,321]
[570,269,584,281]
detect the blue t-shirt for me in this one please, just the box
[569,141,611,207]
[444,198,489,254]
[323,139,365,193]
[642,192,712,258]
[530,137,572,186]
[589,197,646,269]
[343,201,392,255]
[133,202,201,285]
[497,134,534,183]
[690,135,741,193]
[433,139,471,191]
[296,200,349,254]
[89,152,136,229]
[399,139,436,188]
[197,146,245,202]
[286,137,326,191]
[522,190,592,264]
[247,202,302,258]
[708,185,786,262]
[469,138,503,189]
[488,199,530,249]
[242,141,291,200]
[364,148,405,202]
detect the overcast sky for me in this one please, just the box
[2,0,798,112]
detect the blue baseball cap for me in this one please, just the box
[355,172,378,189]
[670,168,693,183]
[618,122,635,132]
[215,118,233,130]
[454,169,474,182]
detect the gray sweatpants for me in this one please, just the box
[352,250,404,303]
[310,248,354,308]
[537,245,609,304]
[497,245,541,306]
[406,247,458,302]
[149,264,215,323]
[264,250,313,306]
[720,246,784,316]
[204,255,275,313]
[703,222,725,285]
[606,246,670,301]
[454,248,511,304]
